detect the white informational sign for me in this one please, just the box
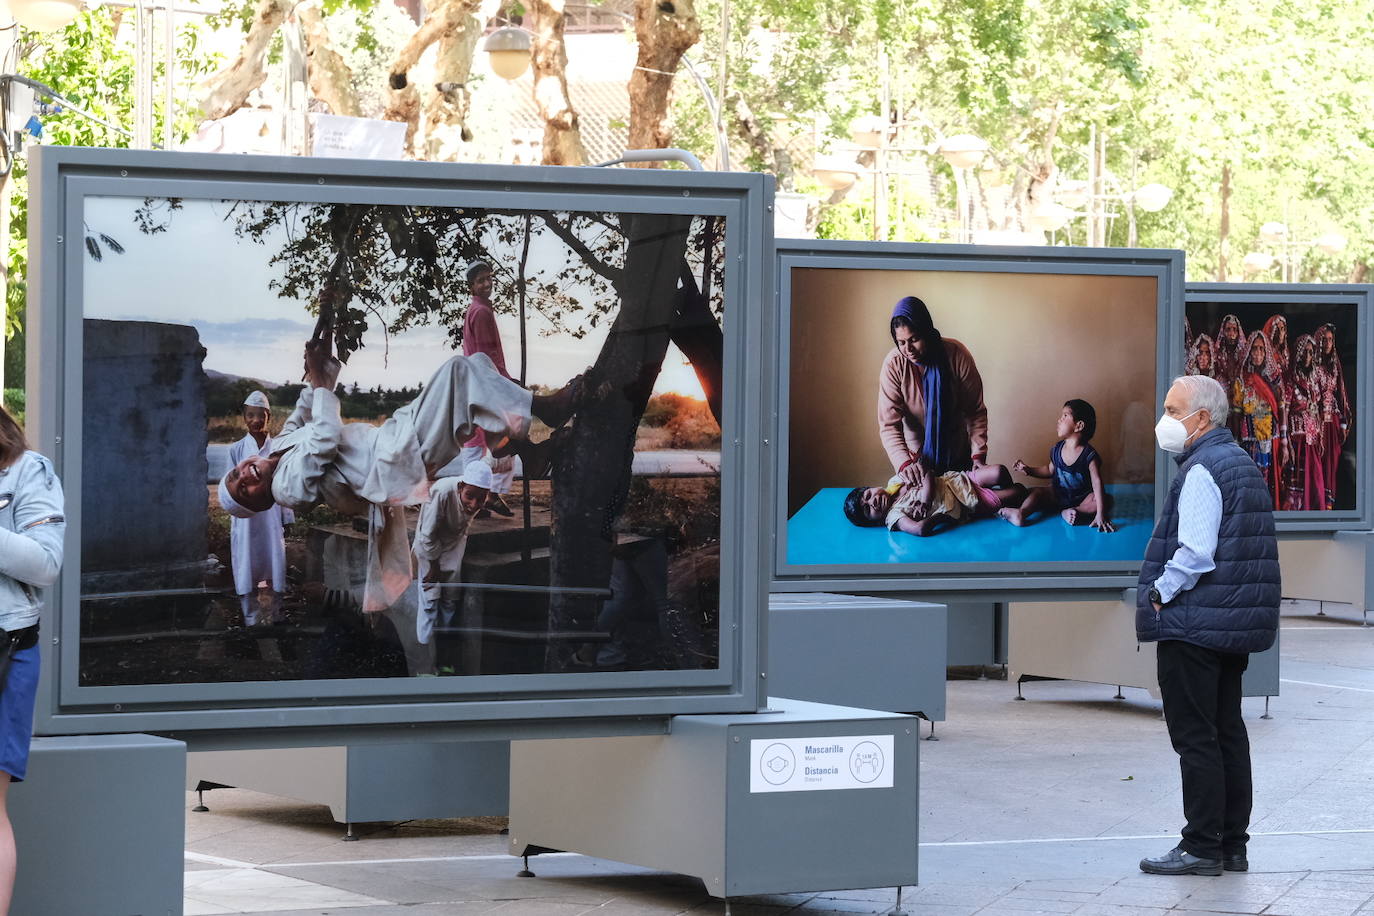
[749,735,895,793]
[311,114,407,161]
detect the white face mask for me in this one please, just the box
[1155,409,1202,453]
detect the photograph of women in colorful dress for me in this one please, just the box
[1185,303,1357,512]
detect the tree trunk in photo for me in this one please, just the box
[545,213,693,670]
[297,0,362,118]
[527,0,588,166]
[626,0,700,165]
[198,0,293,121]
[671,264,723,424]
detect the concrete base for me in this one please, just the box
[1278,533,1374,621]
[11,734,185,916]
[508,698,918,899]
[767,593,947,720]
[189,741,510,824]
[1008,598,1280,700]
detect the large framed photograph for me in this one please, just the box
[772,241,1184,594]
[28,147,771,735]
[1185,283,1373,531]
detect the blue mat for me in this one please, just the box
[786,484,1154,566]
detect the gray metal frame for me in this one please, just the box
[1186,282,1374,532]
[28,146,773,736]
[770,240,1185,595]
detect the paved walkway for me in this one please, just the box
[182,602,1374,915]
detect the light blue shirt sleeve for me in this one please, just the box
[1153,464,1222,604]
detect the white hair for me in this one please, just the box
[1171,375,1229,426]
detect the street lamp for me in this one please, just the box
[1241,251,1275,276]
[1025,202,1077,238]
[483,26,534,81]
[482,17,731,170]
[1316,232,1348,256]
[1244,225,1349,282]
[937,134,989,170]
[1130,182,1173,213]
[936,134,988,244]
[1056,173,1173,247]
[849,114,886,150]
[1259,221,1289,244]
[9,0,83,31]
[811,154,860,192]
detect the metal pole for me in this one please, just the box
[716,0,729,171]
[163,0,176,150]
[133,0,149,148]
[1086,124,1096,247]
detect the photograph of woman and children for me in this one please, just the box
[77,194,727,687]
[785,266,1160,568]
[1185,302,1357,512]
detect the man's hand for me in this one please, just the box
[1091,514,1116,533]
[304,340,341,391]
[1013,458,1029,475]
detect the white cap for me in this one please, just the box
[459,461,494,490]
[218,476,258,519]
[243,390,270,409]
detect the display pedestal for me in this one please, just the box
[11,734,185,916]
[508,698,918,900]
[768,593,947,720]
[945,601,1007,667]
[1008,598,1280,701]
[188,741,510,828]
[1278,533,1374,623]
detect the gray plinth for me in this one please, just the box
[945,601,1007,667]
[189,741,510,823]
[11,734,185,916]
[1278,532,1374,621]
[509,698,918,899]
[768,593,947,719]
[1008,597,1280,701]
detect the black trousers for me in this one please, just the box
[1156,639,1252,860]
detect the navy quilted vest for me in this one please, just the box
[1136,427,1280,653]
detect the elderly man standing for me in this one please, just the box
[1137,374,1280,877]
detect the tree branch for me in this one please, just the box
[537,213,624,287]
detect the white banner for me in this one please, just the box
[311,114,407,160]
[749,735,895,793]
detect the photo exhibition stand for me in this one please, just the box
[768,593,949,724]
[10,734,186,916]
[186,741,512,834]
[16,149,925,913]
[1276,531,1374,624]
[1008,594,1280,703]
[508,699,919,902]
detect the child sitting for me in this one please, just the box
[843,459,1027,537]
[1007,398,1115,532]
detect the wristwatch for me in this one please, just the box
[1148,586,1164,606]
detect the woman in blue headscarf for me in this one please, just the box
[878,296,989,484]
